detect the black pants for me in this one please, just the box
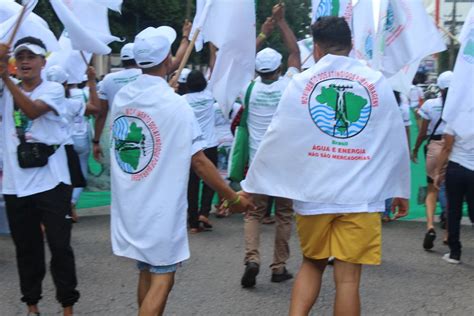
[5,183,80,307]
[446,161,474,259]
[188,146,218,228]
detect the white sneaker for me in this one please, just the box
[442,253,460,264]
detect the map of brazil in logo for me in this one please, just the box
[308,78,372,139]
[113,112,161,178]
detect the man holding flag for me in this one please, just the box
[241,16,410,315]
[237,3,301,289]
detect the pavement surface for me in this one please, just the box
[1,211,474,316]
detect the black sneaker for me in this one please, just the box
[423,228,436,250]
[271,267,293,283]
[241,262,259,288]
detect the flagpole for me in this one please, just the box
[79,51,89,66]
[169,29,201,87]
[7,2,29,46]
[302,53,312,66]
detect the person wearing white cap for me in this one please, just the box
[176,67,191,95]
[0,37,79,316]
[45,65,101,223]
[412,70,453,251]
[237,3,301,289]
[93,20,193,176]
[109,26,253,315]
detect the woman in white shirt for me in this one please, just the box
[434,124,474,264]
[184,70,219,233]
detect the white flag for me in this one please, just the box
[352,0,375,64]
[311,0,352,24]
[373,0,446,77]
[202,0,256,117]
[0,0,59,51]
[442,7,474,145]
[50,0,114,55]
[46,32,92,84]
[298,38,315,69]
[190,0,206,52]
[95,0,122,13]
[241,54,410,204]
[387,59,421,95]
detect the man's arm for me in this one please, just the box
[85,67,101,115]
[256,17,274,51]
[191,150,254,213]
[169,20,192,74]
[273,4,301,70]
[92,99,109,161]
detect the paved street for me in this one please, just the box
[1,212,473,316]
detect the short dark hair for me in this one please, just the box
[186,70,207,93]
[122,59,137,68]
[14,36,47,50]
[312,16,352,54]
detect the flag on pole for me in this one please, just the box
[50,0,117,55]
[190,0,206,52]
[0,0,59,51]
[311,0,352,25]
[442,7,474,145]
[95,0,123,13]
[373,0,446,77]
[198,0,256,118]
[298,38,315,69]
[387,59,421,95]
[352,0,375,64]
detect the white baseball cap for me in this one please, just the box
[14,43,47,57]
[178,68,191,84]
[45,65,69,84]
[255,48,282,73]
[133,26,177,68]
[120,43,135,60]
[437,71,453,90]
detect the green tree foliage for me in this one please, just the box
[31,0,311,66]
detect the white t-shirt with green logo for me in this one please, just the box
[0,80,71,197]
[99,68,142,106]
[418,97,446,136]
[247,67,299,162]
[110,74,205,266]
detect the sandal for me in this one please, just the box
[199,215,213,229]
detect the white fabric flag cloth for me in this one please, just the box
[388,59,421,95]
[442,7,474,147]
[201,0,256,118]
[0,0,59,51]
[352,0,375,64]
[95,0,122,13]
[50,0,114,54]
[190,0,206,52]
[46,33,92,84]
[373,0,446,77]
[298,38,315,69]
[241,54,410,204]
[311,0,352,24]
[110,75,200,266]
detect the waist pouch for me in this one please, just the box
[17,142,57,168]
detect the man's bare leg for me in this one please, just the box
[425,183,438,230]
[333,260,361,316]
[63,306,73,316]
[138,272,175,316]
[137,270,152,307]
[289,257,327,316]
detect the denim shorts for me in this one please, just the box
[136,261,180,274]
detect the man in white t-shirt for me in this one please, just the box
[240,3,301,289]
[94,20,193,172]
[0,37,79,316]
[110,26,253,316]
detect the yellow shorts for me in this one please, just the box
[295,212,382,265]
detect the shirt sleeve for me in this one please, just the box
[98,78,108,101]
[285,67,300,79]
[417,102,431,120]
[35,83,66,118]
[401,104,411,127]
[191,115,206,155]
[443,124,455,136]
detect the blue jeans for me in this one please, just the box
[71,135,90,204]
[383,198,393,218]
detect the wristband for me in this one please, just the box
[223,195,241,208]
[258,32,267,40]
[92,139,100,144]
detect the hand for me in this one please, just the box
[93,143,103,162]
[433,173,443,190]
[229,191,256,214]
[260,17,275,37]
[391,198,409,220]
[0,43,10,60]
[86,66,97,83]
[182,19,192,39]
[272,3,285,22]
[411,150,418,163]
